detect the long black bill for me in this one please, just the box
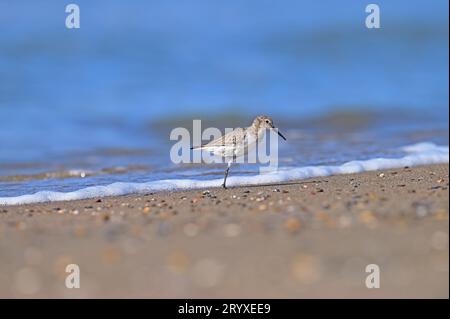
[276,129,287,141]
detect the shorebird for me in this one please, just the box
[191,115,287,189]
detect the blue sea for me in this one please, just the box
[0,0,448,200]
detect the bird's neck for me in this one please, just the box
[249,125,266,139]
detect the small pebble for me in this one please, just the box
[415,204,429,218]
[183,223,199,237]
[359,211,376,225]
[223,223,241,237]
[284,217,301,233]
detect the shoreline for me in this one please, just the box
[1,141,448,206]
[1,163,448,208]
[0,163,448,298]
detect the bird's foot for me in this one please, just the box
[221,183,227,189]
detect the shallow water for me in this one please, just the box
[1,141,448,205]
[0,112,448,199]
[0,1,448,197]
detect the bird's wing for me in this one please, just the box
[191,128,246,150]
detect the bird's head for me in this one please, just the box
[252,115,286,141]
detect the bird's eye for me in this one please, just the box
[265,120,269,123]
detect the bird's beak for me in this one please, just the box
[277,130,287,141]
[273,127,286,141]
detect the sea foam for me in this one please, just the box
[0,142,448,206]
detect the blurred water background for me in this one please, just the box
[0,0,448,197]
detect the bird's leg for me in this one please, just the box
[222,161,232,189]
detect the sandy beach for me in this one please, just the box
[0,164,448,298]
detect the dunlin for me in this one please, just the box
[191,115,286,188]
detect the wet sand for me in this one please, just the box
[0,164,448,298]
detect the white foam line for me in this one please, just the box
[0,142,448,206]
